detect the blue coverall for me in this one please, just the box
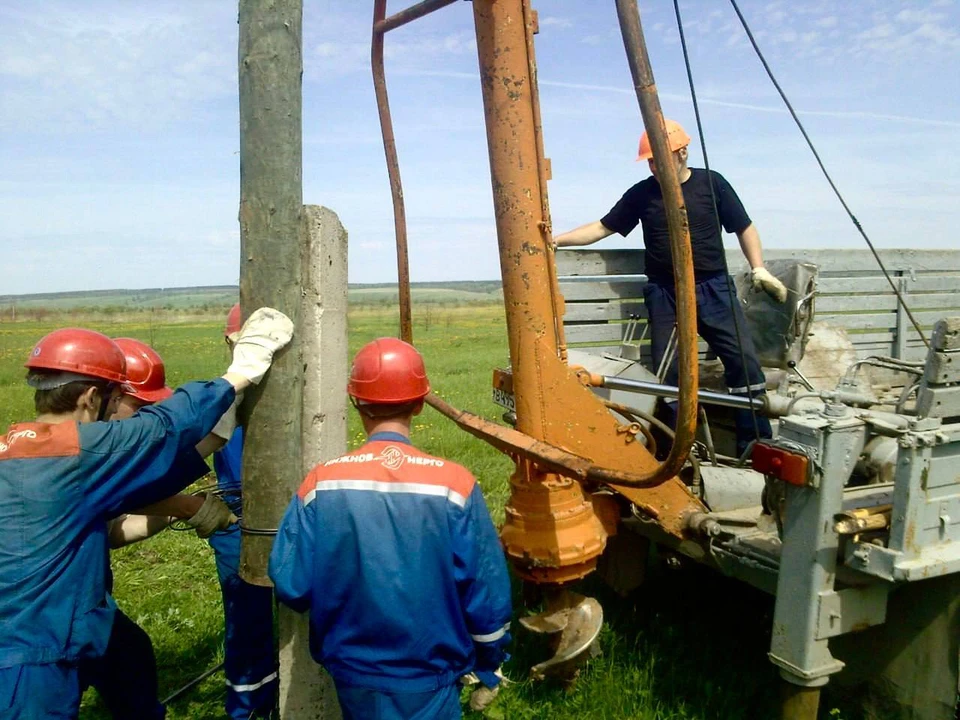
[209,427,278,718]
[81,449,214,720]
[0,380,235,720]
[269,432,513,720]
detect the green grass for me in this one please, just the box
[0,307,864,720]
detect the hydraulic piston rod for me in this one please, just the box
[594,375,766,412]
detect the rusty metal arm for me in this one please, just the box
[372,0,699,492]
[614,0,699,485]
[519,2,569,363]
[372,0,459,343]
[374,0,458,33]
[426,393,689,488]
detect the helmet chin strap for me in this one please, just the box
[96,384,116,422]
[350,396,418,419]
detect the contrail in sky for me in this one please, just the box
[408,70,960,129]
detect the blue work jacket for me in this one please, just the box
[0,379,235,669]
[269,432,512,693]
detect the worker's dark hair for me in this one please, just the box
[27,370,110,415]
[354,399,422,420]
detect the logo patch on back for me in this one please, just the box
[379,445,405,470]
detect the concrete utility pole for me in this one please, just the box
[238,0,303,585]
[283,206,348,719]
[238,2,344,717]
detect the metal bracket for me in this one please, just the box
[815,586,888,640]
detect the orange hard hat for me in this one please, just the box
[225,303,242,337]
[637,119,691,161]
[25,328,127,385]
[347,337,430,404]
[113,338,173,403]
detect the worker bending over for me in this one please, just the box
[81,337,237,720]
[0,308,293,719]
[554,119,785,453]
[270,338,512,719]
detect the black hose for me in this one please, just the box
[161,661,225,705]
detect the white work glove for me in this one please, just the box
[751,267,788,303]
[468,684,500,712]
[210,392,243,441]
[226,307,294,384]
[186,493,238,538]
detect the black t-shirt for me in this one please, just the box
[600,168,751,284]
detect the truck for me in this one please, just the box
[372,2,960,718]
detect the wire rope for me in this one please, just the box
[725,0,931,350]
[672,0,764,445]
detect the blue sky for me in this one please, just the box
[1,0,958,295]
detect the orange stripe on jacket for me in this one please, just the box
[0,422,81,460]
[297,441,475,502]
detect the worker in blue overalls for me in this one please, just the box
[207,303,278,719]
[270,338,512,719]
[0,308,292,719]
[81,337,239,720]
[554,119,787,454]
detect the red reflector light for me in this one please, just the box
[752,443,809,487]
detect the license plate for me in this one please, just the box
[492,387,516,412]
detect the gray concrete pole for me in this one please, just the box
[276,206,348,719]
[237,0,303,585]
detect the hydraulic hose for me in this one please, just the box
[614,0,699,487]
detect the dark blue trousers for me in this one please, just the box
[643,274,772,453]
[209,525,278,719]
[80,609,165,720]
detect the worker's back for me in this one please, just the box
[271,432,511,693]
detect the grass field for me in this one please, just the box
[0,282,503,316]
[0,305,865,720]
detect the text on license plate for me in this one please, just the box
[492,387,516,412]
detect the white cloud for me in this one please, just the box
[540,17,573,29]
[2,0,958,294]
[895,8,947,24]
[0,2,236,133]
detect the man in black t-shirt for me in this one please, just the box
[554,119,786,453]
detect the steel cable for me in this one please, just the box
[672,0,764,444]
[726,0,931,350]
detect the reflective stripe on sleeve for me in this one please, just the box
[471,622,511,644]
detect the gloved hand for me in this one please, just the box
[186,493,238,538]
[468,684,499,713]
[211,391,243,441]
[751,267,788,303]
[227,307,294,384]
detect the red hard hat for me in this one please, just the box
[225,303,242,337]
[347,337,430,404]
[25,328,127,384]
[637,119,691,161]
[113,338,173,403]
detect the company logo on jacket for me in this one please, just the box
[322,445,445,471]
[299,441,470,509]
